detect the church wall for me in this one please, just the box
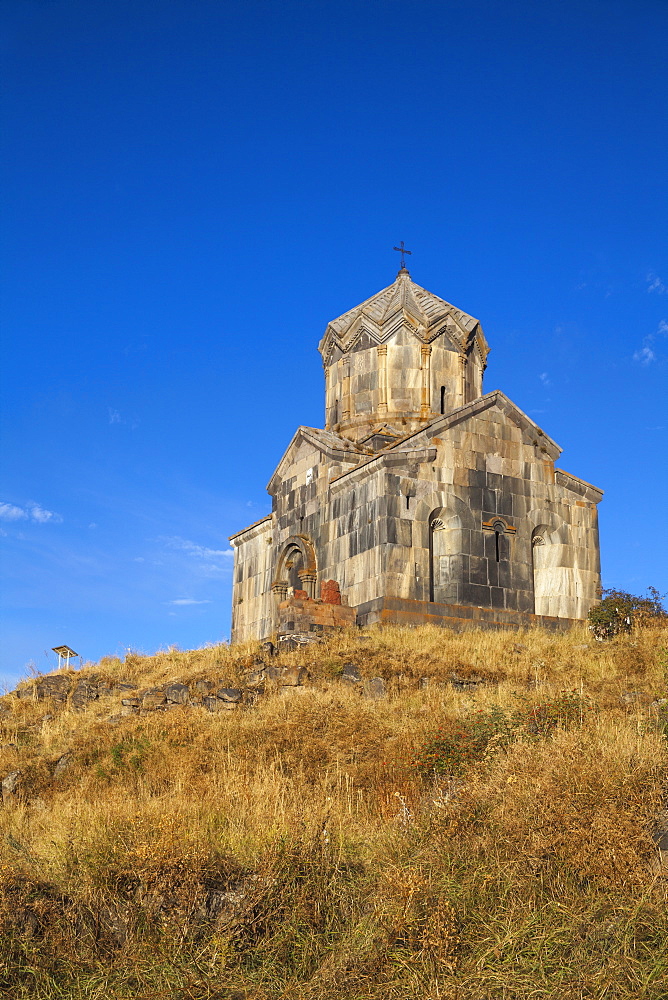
[323,469,393,609]
[352,404,601,621]
[230,516,274,643]
[231,398,601,642]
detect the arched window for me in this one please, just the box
[490,519,507,562]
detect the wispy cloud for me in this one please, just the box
[647,271,667,295]
[0,501,62,524]
[30,503,62,524]
[107,407,139,429]
[160,535,234,579]
[0,503,27,522]
[164,537,234,560]
[167,598,211,606]
[633,318,667,365]
[633,344,656,365]
[538,372,551,387]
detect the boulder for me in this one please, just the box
[71,681,98,708]
[264,665,308,686]
[245,669,266,689]
[450,673,485,691]
[620,690,652,706]
[652,809,668,869]
[364,677,386,700]
[217,688,243,703]
[36,676,72,702]
[204,696,238,713]
[2,770,21,801]
[53,753,73,778]
[141,688,166,710]
[341,663,361,684]
[165,682,189,704]
[112,682,136,695]
[280,665,308,686]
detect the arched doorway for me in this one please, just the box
[273,536,317,600]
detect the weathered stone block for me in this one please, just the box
[36,676,71,702]
[2,770,21,801]
[203,696,237,712]
[341,662,361,684]
[364,677,386,699]
[141,689,166,709]
[165,683,189,704]
[217,688,243,703]
[71,682,98,708]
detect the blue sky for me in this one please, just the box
[1,0,667,687]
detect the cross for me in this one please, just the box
[393,241,412,270]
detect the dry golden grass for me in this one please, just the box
[0,623,667,998]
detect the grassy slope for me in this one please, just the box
[0,623,667,1000]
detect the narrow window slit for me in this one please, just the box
[440,386,446,414]
[495,530,500,562]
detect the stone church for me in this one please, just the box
[230,265,602,642]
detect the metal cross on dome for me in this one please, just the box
[393,241,412,270]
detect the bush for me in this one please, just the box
[588,587,667,640]
[414,693,596,776]
[412,707,514,776]
[523,689,596,736]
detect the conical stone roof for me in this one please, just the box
[318,269,486,363]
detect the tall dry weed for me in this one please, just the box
[0,624,667,998]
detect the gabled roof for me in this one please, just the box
[318,269,489,363]
[266,426,370,495]
[328,392,564,485]
[411,390,563,460]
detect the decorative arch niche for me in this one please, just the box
[528,511,576,618]
[429,508,463,603]
[272,536,317,600]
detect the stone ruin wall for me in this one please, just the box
[231,395,601,643]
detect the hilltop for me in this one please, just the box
[1,623,667,1000]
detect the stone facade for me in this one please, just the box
[230,269,602,641]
